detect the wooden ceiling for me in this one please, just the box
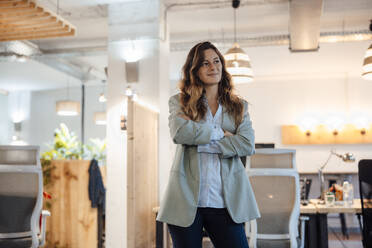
[0,0,76,42]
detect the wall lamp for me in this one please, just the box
[282,123,372,144]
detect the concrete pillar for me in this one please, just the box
[106,1,171,247]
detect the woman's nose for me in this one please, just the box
[209,63,216,71]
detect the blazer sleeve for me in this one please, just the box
[216,100,255,158]
[168,94,213,145]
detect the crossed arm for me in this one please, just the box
[168,95,255,158]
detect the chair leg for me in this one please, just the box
[299,216,310,248]
[356,214,365,248]
[39,210,51,247]
[339,213,349,239]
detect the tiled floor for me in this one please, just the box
[200,228,364,248]
[328,228,363,248]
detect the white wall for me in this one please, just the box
[0,94,9,144]
[26,85,106,152]
[238,41,372,173]
[238,75,372,173]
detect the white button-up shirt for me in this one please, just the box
[197,101,225,208]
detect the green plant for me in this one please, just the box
[42,123,82,160]
[84,138,107,165]
[41,123,106,186]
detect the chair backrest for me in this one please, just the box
[358,159,372,247]
[247,149,299,248]
[247,148,296,169]
[0,145,42,247]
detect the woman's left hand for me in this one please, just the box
[223,130,234,137]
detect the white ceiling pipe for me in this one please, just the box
[170,29,372,51]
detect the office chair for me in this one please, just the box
[0,145,50,248]
[358,159,372,248]
[246,148,308,248]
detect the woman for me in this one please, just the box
[157,41,260,248]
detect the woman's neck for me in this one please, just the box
[204,84,219,104]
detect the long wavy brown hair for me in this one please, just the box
[179,41,244,127]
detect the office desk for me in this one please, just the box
[300,199,362,248]
[300,199,361,214]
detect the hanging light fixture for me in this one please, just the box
[362,43,372,80]
[362,21,372,80]
[99,93,107,103]
[56,100,80,116]
[224,0,253,84]
[56,79,80,116]
[94,112,106,125]
[125,86,133,96]
[98,81,107,102]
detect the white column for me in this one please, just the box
[106,49,128,248]
[106,1,171,247]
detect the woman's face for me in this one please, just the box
[197,48,222,85]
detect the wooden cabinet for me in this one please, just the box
[45,160,106,248]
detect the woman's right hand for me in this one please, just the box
[178,114,191,121]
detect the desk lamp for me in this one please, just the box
[318,150,355,204]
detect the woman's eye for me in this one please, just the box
[214,60,220,64]
[202,62,209,67]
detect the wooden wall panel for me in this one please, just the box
[282,124,372,145]
[45,160,106,248]
[127,99,158,248]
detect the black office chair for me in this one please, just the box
[300,177,312,205]
[358,159,372,248]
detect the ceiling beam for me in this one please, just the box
[0,41,105,82]
[170,30,372,51]
[38,46,107,58]
[0,12,50,23]
[0,21,63,29]
[0,16,57,27]
[0,2,36,13]
[0,0,29,9]
[34,56,94,81]
[0,29,75,42]
[0,6,43,17]
[289,0,323,52]
[0,26,69,36]
[0,0,75,41]
[0,21,64,32]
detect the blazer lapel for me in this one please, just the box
[221,105,236,133]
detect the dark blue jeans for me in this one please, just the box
[168,208,249,248]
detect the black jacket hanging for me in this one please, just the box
[88,159,106,211]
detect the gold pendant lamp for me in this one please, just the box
[224,0,253,84]
[362,44,372,80]
[362,20,372,80]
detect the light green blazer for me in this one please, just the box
[157,94,260,227]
